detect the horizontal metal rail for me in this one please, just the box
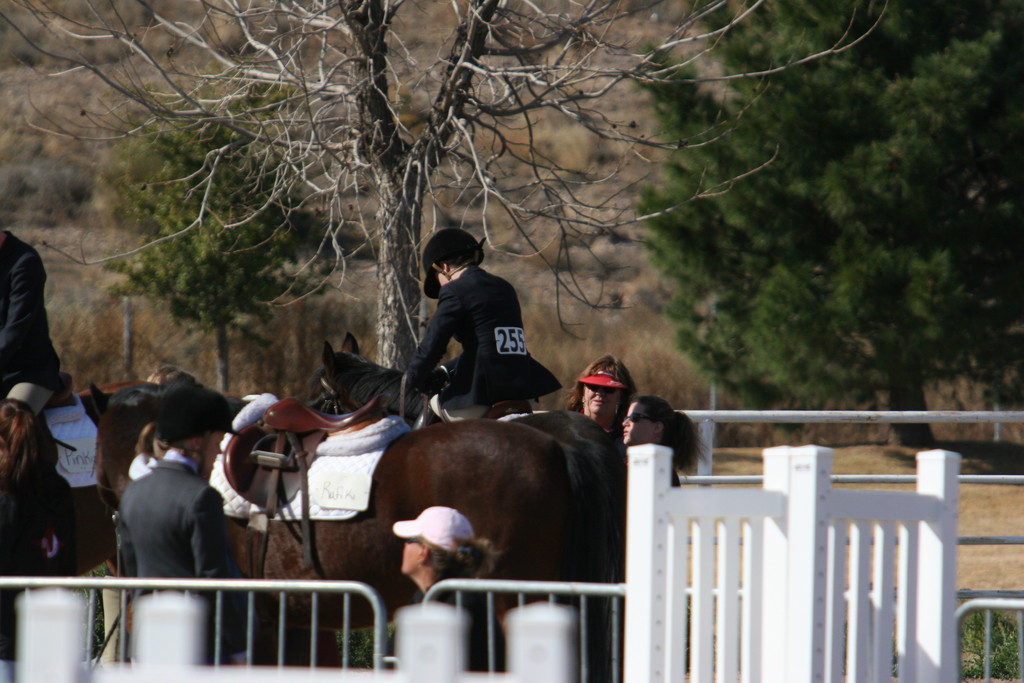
[687,410,1024,423]
[686,474,1024,485]
[685,409,1024,478]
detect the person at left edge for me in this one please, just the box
[0,399,76,683]
[0,232,62,414]
[406,228,560,421]
[117,385,246,664]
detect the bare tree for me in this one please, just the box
[1,0,869,369]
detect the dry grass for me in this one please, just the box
[711,443,1024,591]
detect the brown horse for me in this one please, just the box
[44,380,142,575]
[93,374,625,644]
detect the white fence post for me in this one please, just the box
[507,603,576,683]
[16,589,83,683]
[396,602,467,683]
[914,449,960,681]
[761,445,832,683]
[133,592,205,667]
[624,443,674,683]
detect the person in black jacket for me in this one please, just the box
[0,232,62,414]
[406,228,560,421]
[393,506,504,672]
[0,399,76,677]
[117,385,246,664]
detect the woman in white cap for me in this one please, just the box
[566,354,637,457]
[393,506,503,672]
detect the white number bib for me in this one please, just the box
[494,327,527,355]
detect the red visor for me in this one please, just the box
[578,370,627,390]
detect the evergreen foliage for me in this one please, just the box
[641,0,1024,418]
[106,124,321,338]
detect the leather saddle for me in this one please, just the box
[482,399,534,420]
[225,395,386,576]
[224,396,385,509]
[44,372,76,409]
[418,399,534,427]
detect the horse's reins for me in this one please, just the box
[399,372,432,427]
[319,375,346,415]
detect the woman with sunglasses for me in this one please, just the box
[406,228,560,422]
[393,506,504,672]
[566,355,636,456]
[622,395,703,485]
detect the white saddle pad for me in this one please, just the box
[210,415,410,521]
[43,395,98,488]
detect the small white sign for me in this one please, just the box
[57,437,96,475]
[56,437,98,488]
[310,472,373,511]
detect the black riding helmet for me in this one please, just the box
[156,385,236,443]
[421,228,485,299]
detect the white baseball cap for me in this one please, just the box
[393,506,474,552]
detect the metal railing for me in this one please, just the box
[957,598,1024,682]
[0,576,388,669]
[686,410,1024,476]
[425,578,627,683]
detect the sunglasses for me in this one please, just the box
[623,413,654,424]
[403,537,424,545]
[583,384,620,395]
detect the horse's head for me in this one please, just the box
[310,335,421,421]
[0,398,59,491]
[94,383,163,509]
[309,339,364,415]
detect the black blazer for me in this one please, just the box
[118,461,246,659]
[0,232,61,394]
[407,267,560,410]
[0,466,76,659]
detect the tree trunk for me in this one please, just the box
[122,297,134,381]
[887,381,935,447]
[216,323,230,393]
[374,172,423,371]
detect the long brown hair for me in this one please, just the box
[565,354,637,426]
[631,395,704,474]
[0,399,49,495]
[426,536,498,581]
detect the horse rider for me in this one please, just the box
[405,228,561,421]
[0,231,62,415]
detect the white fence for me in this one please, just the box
[624,443,960,683]
[15,589,576,683]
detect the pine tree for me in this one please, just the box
[106,124,323,392]
[642,0,1024,445]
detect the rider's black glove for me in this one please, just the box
[424,366,450,395]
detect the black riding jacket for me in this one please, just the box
[406,267,560,410]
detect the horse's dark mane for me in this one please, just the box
[107,383,162,409]
[106,382,244,418]
[312,352,424,417]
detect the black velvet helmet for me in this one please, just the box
[156,385,236,442]
[421,228,484,299]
